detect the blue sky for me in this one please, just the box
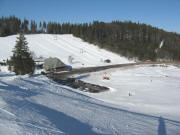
[0,0,180,33]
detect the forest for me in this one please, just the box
[1,16,180,61]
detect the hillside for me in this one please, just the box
[0,33,180,134]
[72,21,180,61]
[1,16,180,61]
[0,34,132,68]
[0,66,180,135]
[0,22,180,134]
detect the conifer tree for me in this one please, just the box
[43,21,47,32]
[30,20,37,33]
[9,33,35,75]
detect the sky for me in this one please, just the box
[0,0,180,33]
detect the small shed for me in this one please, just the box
[43,57,66,71]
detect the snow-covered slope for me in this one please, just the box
[0,70,180,135]
[0,34,180,134]
[0,34,132,68]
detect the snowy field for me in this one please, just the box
[78,64,180,121]
[0,66,180,135]
[0,34,132,68]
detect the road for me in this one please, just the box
[52,61,179,79]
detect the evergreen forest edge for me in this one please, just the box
[1,16,180,61]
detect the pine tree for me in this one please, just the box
[9,33,35,75]
[39,21,44,33]
[43,21,47,32]
[30,20,37,33]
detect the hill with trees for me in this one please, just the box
[1,16,180,61]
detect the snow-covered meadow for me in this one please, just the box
[78,64,180,121]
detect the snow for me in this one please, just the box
[159,40,164,49]
[0,65,10,73]
[0,65,180,135]
[0,34,133,68]
[78,65,180,121]
[0,34,180,134]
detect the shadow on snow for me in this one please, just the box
[0,74,180,135]
[158,116,167,135]
[30,102,101,135]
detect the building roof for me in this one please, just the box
[44,57,66,71]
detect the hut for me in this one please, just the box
[43,57,67,72]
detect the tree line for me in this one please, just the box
[1,16,180,61]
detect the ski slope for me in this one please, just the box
[0,68,180,135]
[0,34,180,134]
[0,34,133,68]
